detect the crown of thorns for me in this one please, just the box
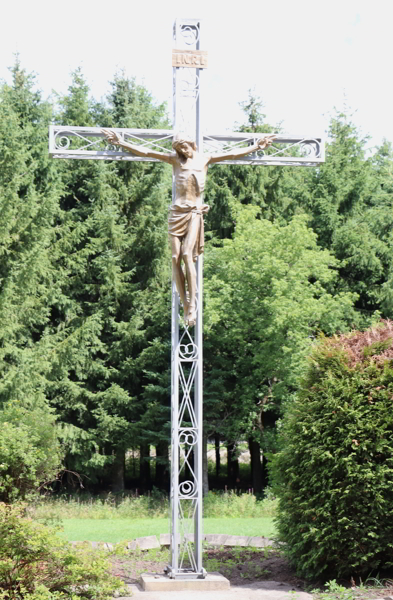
[172,133,197,151]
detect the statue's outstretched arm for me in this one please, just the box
[102,129,176,164]
[208,134,276,164]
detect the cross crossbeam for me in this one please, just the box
[49,125,324,166]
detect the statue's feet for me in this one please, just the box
[183,300,190,324]
[186,305,196,327]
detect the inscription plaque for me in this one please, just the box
[172,49,208,69]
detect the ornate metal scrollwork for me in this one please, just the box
[50,127,324,166]
[179,342,199,360]
[179,429,198,446]
[300,139,321,158]
[179,71,200,99]
[179,480,196,497]
[179,23,200,46]
[54,134,71,150]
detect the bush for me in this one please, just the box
[272,320,393,580]
[0,503,125,599]
[0,400,62,503]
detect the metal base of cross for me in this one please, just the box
[164,567,207,579]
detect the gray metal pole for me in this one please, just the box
[168,18,205,580]
[170,280,179,573]
[194,21,204,575]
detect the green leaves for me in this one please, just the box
[201,210,358,495]
[0,504,125,598]
[272,322,393,579]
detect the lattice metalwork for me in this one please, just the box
[172,18,202,140]
[167,17,205,579]
[49,126,324,166]
[168,274,204,578]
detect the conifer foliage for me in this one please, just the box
[272,320,393,579]
[0,62,63,501]
[49,70,172,489]
[1,63,393,500]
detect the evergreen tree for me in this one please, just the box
[297,113,393,318]
[48,71,173,490]
[205,91,277,239]
[0,61,65,497]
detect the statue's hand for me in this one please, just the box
[101,128,122,146]
[257,134,277,150]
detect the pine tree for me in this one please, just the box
[48,71,173,490]
[0,60,64,498]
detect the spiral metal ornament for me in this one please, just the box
[180,24,200,45]
[55,134,71,150]
[179,480,196,497]
[300,139,320,158]
[179,429,197,446]
[179,72,200,99]
[179,342,199,360]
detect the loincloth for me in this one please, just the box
[168,203,210,262]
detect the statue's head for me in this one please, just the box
[172,133,197,158]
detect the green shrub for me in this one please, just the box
[0,503,125,599]
[272,321,393,580]
[0,400,62,503]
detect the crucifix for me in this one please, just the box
[101,130,275,327]
[49,18,324,581]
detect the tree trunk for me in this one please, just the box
[248,438,263,494]
[262,453,269,489]
[140,443,151,490]
[110,448,125,493]
[215,433,220,480]
[203,432,209,496]
[227,442,239,489]
[155,441,169,491]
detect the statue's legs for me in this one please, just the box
[181,215,200,326]
[170,215,200,326]
[171,236,188,317]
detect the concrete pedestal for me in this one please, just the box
[140,572,230,592]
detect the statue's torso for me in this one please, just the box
[172,153,209,208]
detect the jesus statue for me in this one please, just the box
[102,129,276,326]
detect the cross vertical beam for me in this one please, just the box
[168,18,205,579]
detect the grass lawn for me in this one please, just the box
[59,517,276,543]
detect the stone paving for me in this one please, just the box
[71,534,275,550]
[117,580,313,600]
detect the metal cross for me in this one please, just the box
[49,18,324,580]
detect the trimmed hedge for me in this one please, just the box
[272,320,393,580]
